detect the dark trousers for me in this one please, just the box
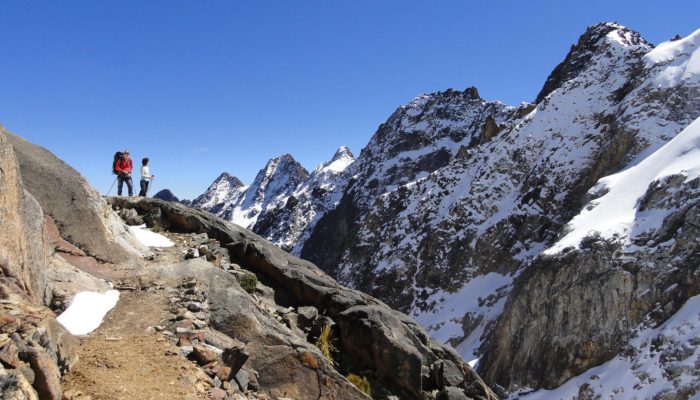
[139,180,150,197]
[118,174,133,196]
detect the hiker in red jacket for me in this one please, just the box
[115,150,134,196]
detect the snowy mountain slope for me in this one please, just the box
[480,30,700,393]
[193,149,354,252]
[547,115,700,254]
[481,115,700,393]
[191,172,244,211]
[511,115,700,400]
[193,23,700,397]
[253,146,355,253]
[304,22,668,350]
[193,154,309,229]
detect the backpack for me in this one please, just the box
[112,152,124,174]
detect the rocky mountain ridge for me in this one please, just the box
[192,147,355,253]
[193,22,700,398]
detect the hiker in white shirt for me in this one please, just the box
[138,158,155,197]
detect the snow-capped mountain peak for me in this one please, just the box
[331,145,353,162]
[193,148,354,253]
[190,172,244,210]
[317,146,355,174]
[535,22,651,103]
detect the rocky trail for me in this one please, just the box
[63,233,269,400]
[60,233,240,400]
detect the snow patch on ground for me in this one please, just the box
[128,224,175,247]
[57,290,120,335]
[513,293,700,399]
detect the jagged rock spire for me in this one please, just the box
[535,22,650,103]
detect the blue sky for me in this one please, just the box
[1,1,698,199]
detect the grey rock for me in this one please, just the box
[185,301,205,312]
[437,386,469,400]
[233,368,249,392]
[222,346,249,376]
[297,306,318,328]
[176,310,197,321]
[192,233,209,245]
[0,368,39,400]
[297,306,318,323]
[184,248,200,260]
[117,208,143,226]
[202,328,245,351]
[433,360,465,388]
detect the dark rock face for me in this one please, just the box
[109,196,497,400]
[153,189,180,202]
[481,175,700,391]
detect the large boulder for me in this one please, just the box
[145,258,367,400]
[6,131,145,266]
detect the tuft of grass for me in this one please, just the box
[347,373,371,397]
[315,324,337,365]
[150,223,164,233]
[236,272,258,294]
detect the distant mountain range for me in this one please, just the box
[192,23,700,398]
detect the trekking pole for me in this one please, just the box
[146,179,155,198]
[106,177,118,196]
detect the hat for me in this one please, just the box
[124,149,130,154]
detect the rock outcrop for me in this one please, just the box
[481,117,700,394]
[7,132,146,267]
[0,127,80,400]
[109,196,497,400]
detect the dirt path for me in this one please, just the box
[61,237,210,400]
[61,288,205,400]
